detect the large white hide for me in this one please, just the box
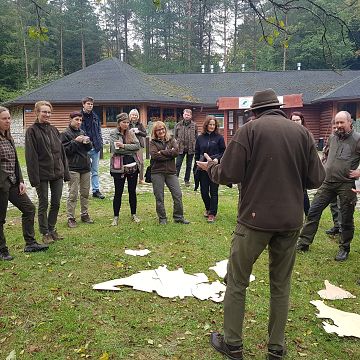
[310,300,360,338]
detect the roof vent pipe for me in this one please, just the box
[241,63,245,72]
[120,49,124,62]
[210,64,214,73]
[297,62,301,70]
[201,64,205,73]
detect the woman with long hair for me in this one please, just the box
[0,107,48,260]
[195,115,226,222]
[25,101,70,244]
[290,111,310,216]
[150,121,189,225]
[109,113,140,226]
[128,108,147,184]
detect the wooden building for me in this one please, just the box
[6,57,360,145]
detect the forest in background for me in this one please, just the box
[1,0,359,103]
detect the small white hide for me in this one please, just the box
[125,249,151,257]
[209,259,255,282]
[317,280,356,300]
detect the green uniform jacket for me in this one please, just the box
[208,109,325,232]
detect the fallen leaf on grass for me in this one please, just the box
[28,345,40,353]
[6,350,16,360]
[203,323,210,331]
[147,339,154,345]
[99,353,109,360]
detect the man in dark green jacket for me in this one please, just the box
[197,89,325,360]
[297,111,360,261]
[0,106,48,260]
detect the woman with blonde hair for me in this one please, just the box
[128,108,147,184]
[150,121,189,225]
[25,101,70,244]
[109,112,141,226]
[1,107,48,260]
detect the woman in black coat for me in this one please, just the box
[195,115,225,223]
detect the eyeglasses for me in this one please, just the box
[155,128,166,132]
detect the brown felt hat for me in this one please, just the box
[248,88,283,111]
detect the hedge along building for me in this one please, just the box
[6,57,360,145]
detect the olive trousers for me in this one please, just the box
[224,224,299,351]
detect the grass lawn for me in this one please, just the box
[0,149,359,359]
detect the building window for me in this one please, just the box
[338,103,357,121]
[208,113,224,129]
[106,107,121,126]
[93,106,103,125]
[147,107,160,122]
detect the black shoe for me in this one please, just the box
[267,348,286,359]
[174,218,190,224]
[24,242,49,253]
[0,251,14,261]
[325,227,340,235]
[296,242,309,252]
[334,249,349,261]
[92,191,105,199]
[210,332,243,360]
[81,214,94,224]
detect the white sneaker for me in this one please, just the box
[111,216,119,226]
[131,214,140,223]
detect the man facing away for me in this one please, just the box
[297,111,360,261]
[174,108,198,186]
[80,96,105,199]
[197,89,325,360]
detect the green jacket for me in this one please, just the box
[325,130,360,183]
[150,137,179,175]
[208,109,325,232]
[109,128,140,174]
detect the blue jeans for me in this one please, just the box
[89,149,100,193]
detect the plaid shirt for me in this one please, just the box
[0,133,17,184]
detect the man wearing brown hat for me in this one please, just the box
[61,112,94,228]
[197,89,325,359]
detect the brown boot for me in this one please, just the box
[42,233,54,244]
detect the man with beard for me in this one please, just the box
[297,111,360,261]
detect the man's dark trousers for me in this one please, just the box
[223,224,299,351]
[298,181,356,251]
[176,152,194,183]
[0,181,37,252]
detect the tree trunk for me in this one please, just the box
[15,1,29,87]
[124,0,128,62]
[223,4,227,68]
[37,40,42,78]
[187,0,192,69]
[60,23,64,76]
[282,14,288,71]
